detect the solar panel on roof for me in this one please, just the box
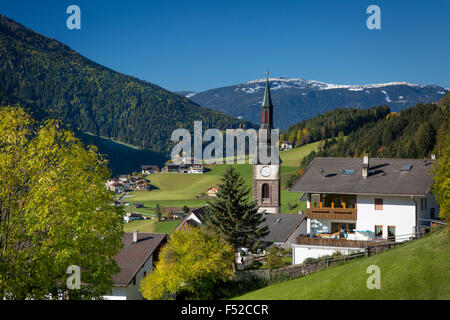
[401,164,412,171]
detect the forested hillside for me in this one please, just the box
[298,98,450,175]
[0,15,252,167]
[280,106,390,146]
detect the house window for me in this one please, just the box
[348,223,356,233]
[424,198,427,209]
[420,198,424,210]
[375,198,383,210]
[261,111,264,122]
[265,111,269,123]
[331,223,356,238]
[132,275,136,286]
[430,208,435,219]
[375,225,383,238]
[387,226,396,241]
[143,271,147,278]
[262,183,270,201]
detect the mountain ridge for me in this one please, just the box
[184,77,447,129]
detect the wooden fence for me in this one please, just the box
[236,231,424,282]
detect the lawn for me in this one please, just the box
[123,219,156,233]
[123,218,182,234]
[123,141,321,214]
[234,228,450,300]
[280,140,322,168]
[155,219,183,234]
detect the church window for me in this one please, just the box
[262,183,270,200]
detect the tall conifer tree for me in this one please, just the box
[204,167,269,253]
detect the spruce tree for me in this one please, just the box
[204,167,269,253]
[156,203,162,221]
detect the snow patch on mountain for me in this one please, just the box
[241,77,425,93]
[381,90,392,102]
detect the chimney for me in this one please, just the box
[132,231,138,243]
[362,153,369,180]
[431,154,436,160]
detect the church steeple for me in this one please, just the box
[260,71,273,129]
[262,72,273,108]
[253,71,281,214]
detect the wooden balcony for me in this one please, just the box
[306,207,357,221]
[295,236,381,248]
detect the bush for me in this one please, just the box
[266,247,286,269]
[209,275,269,299]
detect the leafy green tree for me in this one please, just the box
[182,205,190,215]
[204,167,269,253]
[0,107,124,299]
[140,226,234,300]
[432,123,450,222]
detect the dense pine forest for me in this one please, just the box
[0,15,253,164]
[280,106,391,146]
[296,93,449,179]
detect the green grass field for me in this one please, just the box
[123,142,321,214]
[234,228,450,300]
[123,218,182,234]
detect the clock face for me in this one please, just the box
[260,166,271,177]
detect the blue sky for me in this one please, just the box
[1,0,449,92]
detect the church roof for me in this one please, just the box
[261,73,273,108]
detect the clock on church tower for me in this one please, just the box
[252,72,281,214]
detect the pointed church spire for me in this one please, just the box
[262,71,273,107]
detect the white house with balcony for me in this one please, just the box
[289,155,439,264]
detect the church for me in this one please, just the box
[252,72,281,214]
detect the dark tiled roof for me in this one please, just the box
[112,233,166,287]
[260,214,306,243]
[190,206,208,222]
[290,157,435,196]
[175,218,200,231]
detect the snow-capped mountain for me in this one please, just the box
[182,77,447,129]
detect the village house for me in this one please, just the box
[106,178,119,186]
[280,141,293,150]
[289,155,440,264]
[103,232,166,300]
[176,207,305,250]
[207,186,219,197]
[259,214,307,248]
[162,162,204,174]
[175,207,207,231]
[109,182,124,194]
[141,165,159,175]
[189,164,204,174]
[123,212,143,223]
[170,208,185,219]
[134,178,150,191]
[162,163,181,173]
